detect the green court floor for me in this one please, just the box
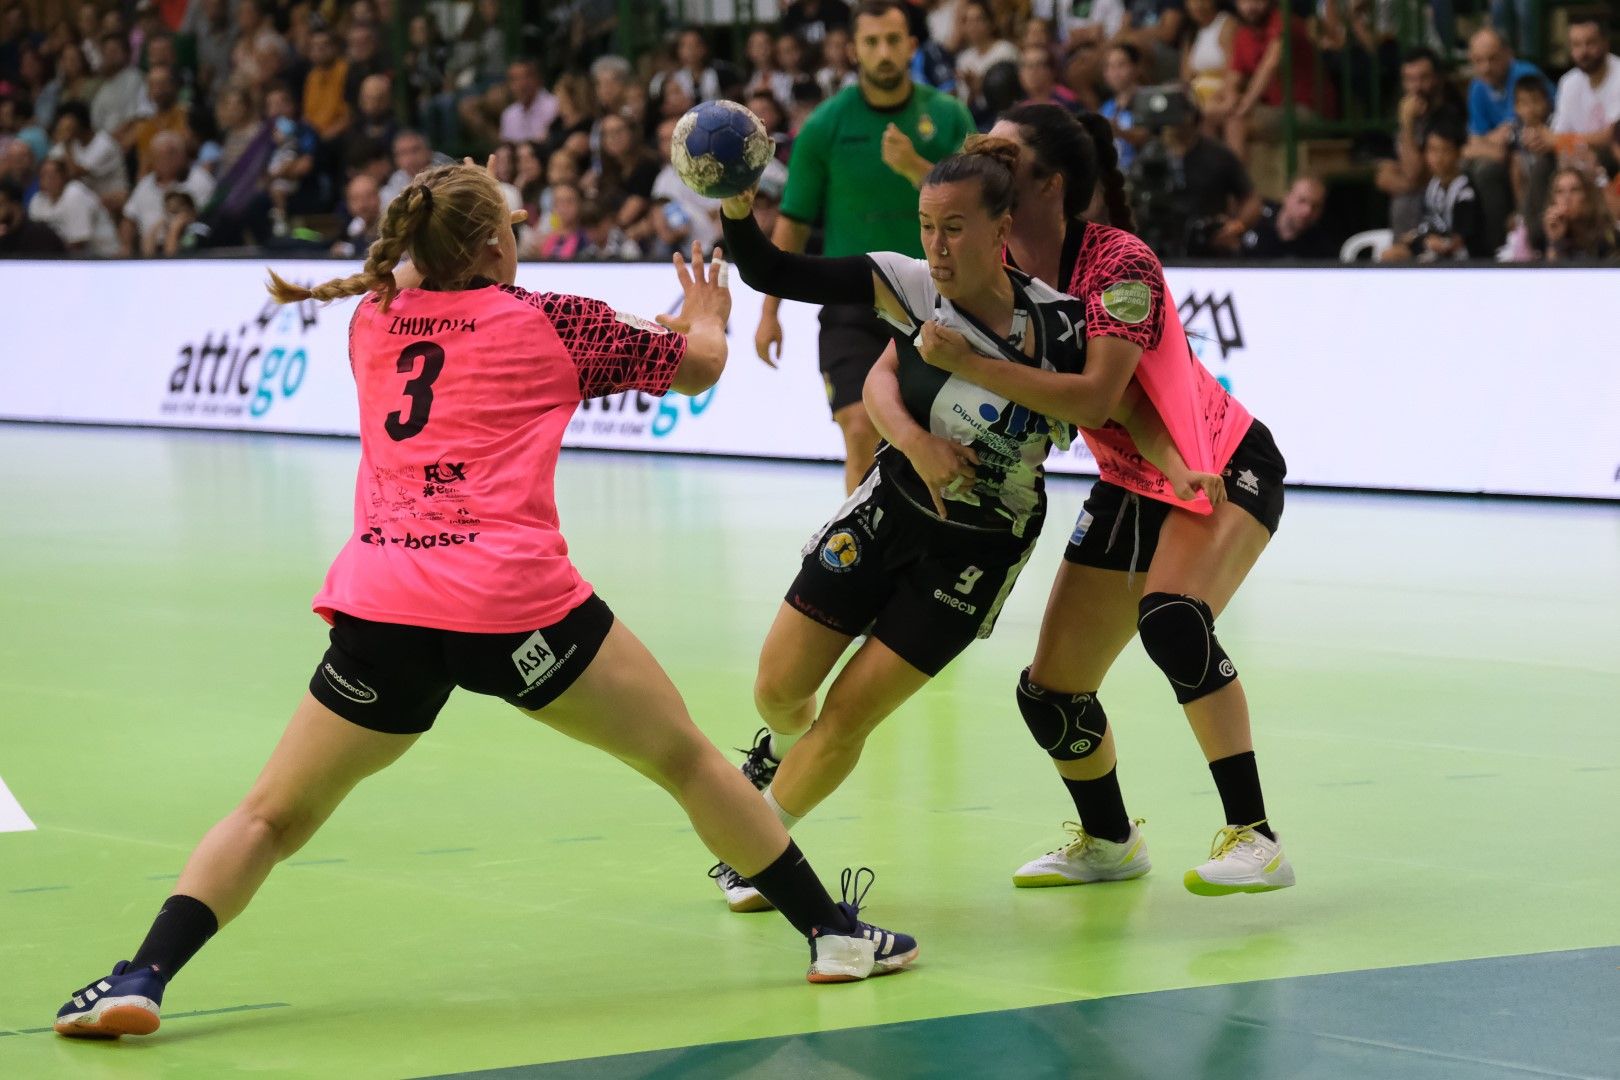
[1,424,1616,1079]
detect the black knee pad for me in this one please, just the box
[1016,668,1107,760]
[1137,592,1237,705]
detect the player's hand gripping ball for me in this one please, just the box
[671,101,773,199]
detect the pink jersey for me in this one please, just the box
[312,282,686,633]
[1065,222,1253,513]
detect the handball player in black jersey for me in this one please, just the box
[705,137,1223,909]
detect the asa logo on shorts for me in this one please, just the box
[512,631,560,687]
[820,531,861,572]
[321,663,378,704]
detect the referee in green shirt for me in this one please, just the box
[755,0,975,493]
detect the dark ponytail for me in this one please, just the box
[998,102,1135,233]
[1073,111,1135,233]
[923,134,1021,217]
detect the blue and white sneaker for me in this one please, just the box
[807,868,918,983]
[54,961,166,1038]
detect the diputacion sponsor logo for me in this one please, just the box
[163,293,320,420]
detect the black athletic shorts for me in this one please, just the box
[787,466,1038,677]
[817,303,889,415]
[308,593,615,734]
[1065,418,1287,573]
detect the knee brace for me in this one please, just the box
[1016,668,1107,760]
[1137,592,1237,705]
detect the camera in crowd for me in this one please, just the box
[1125,84,1225,258]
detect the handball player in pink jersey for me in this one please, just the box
[919,106,1296,895]
[52,161,916,1040]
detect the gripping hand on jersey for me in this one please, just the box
[903,434,980,520]
[916,320,976,376]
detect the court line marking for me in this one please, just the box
[0,1002,291,1038]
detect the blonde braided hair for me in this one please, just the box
[266,163,509,311]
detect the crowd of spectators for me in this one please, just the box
[0,0,1614,262]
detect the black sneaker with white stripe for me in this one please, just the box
[708,860,774,912]
[737,728,780,790]
[807,868,918,983]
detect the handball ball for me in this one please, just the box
[671,101,773,199]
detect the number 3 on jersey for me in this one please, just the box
[385,341,445,441]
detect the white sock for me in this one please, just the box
[767,728,803,760]
[762,787,802,830]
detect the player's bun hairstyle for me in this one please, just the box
[923,134,1021,217]
[997,103,1135,233]
[266,162,509,311]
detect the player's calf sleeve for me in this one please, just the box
[1136,593,1238,705]
[1016,668,1107,760]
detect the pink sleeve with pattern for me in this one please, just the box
[500,285,688,398]
[1072,226,1167,352]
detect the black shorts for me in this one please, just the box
[1065,419,1287,573]
[308,593,615,735]
[817,303,889,415]
[787,467,1038,677]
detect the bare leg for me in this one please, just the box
[530,619,798,878]
[766,636,932,819]
[754,602,852,742]
[175,694,420,926]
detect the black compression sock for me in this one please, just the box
[1062,769,1132,843]
[745,841,851,937]
[1208,751,1276,840]
[130,894,219,979]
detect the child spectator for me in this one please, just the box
[1383,125,1488,261]
[1506,74,1557,252]
[148,189,210,256]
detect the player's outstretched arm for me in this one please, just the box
[655,241,732,395]
[720,189,878,309]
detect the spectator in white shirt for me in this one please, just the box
[330,173,383,257]
[48,101,129,214]
[380,129,434,208]
[499,59,559,144]
[954,0,1020,113]
[89,32,147,141]
[121,131,215,255]
[654,28,723,104]
[28,157,120,255]
[1550,18,1620,158]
